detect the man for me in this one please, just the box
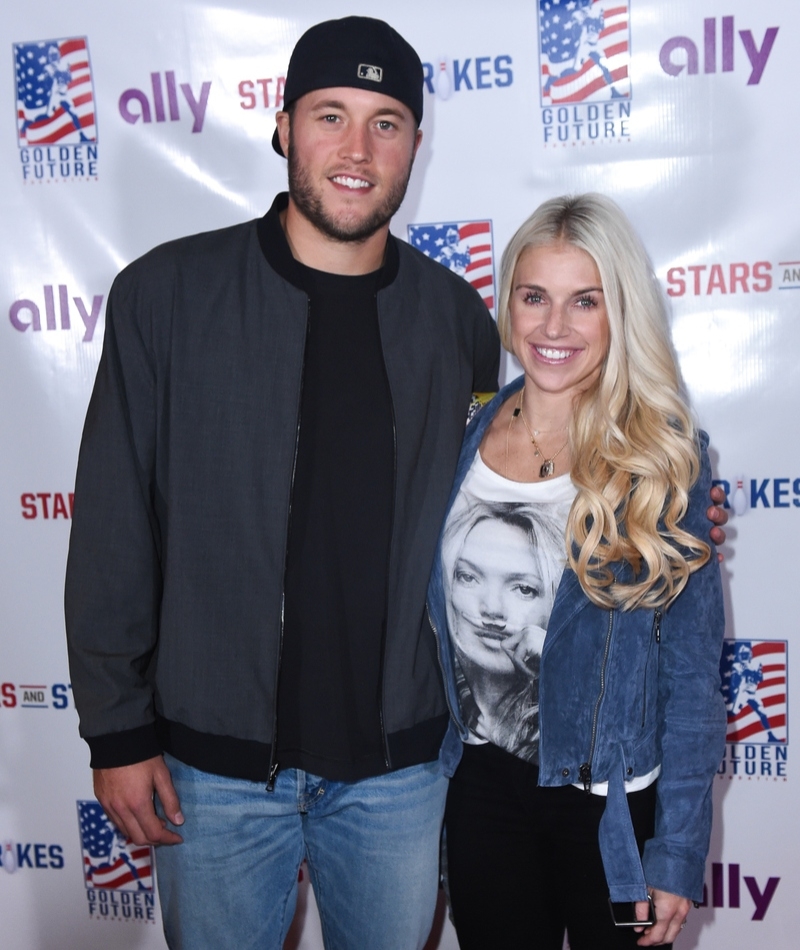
[65,15,727,949]
[66,17,498,949]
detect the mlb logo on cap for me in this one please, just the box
[358,64,383,82]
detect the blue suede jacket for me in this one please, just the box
[428,376,726,903]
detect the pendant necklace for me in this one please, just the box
[515,388,569,479]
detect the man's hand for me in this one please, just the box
[634,888,691,946]
[93,755,184,847]
[707,484,728,555]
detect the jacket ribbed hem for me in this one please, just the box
[156,717,272,782]
[387,712,449,771]
[152,713,450,782]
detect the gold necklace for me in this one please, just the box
[517,389,569,479]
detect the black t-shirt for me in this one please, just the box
[261,195,397,780]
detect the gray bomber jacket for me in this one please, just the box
[65,194,500,780]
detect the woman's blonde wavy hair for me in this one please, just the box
[497,194,710,610]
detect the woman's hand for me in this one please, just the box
[634,888,691,946]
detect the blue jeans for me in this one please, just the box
[155,754,448,950]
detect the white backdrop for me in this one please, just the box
[2,1,796,947]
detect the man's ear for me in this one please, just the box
[275,111,290,157]
[413,127,423,159]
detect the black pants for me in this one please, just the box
[445,742,667,950]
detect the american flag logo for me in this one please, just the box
[407,220,496,313]
[720,640,788,744]
[14,37,97,147]
[77,801,153,891]
[538,0,631,105]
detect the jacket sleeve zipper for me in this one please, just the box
[579,609,614,794]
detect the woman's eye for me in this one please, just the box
[514,584,540,598]
[523,292,543,305]
[455,570,477,585]
[577,295,596,308]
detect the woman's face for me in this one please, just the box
[509,242,610,407]
[450,518,551,674]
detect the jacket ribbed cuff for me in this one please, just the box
[85,723,162,769]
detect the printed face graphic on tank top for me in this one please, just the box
[443,476,572,762]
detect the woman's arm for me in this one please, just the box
[640,435,727,905]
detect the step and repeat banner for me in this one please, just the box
[1,0,796,947]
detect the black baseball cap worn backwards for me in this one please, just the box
[272,16,424,156]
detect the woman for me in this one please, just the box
[428,194,726,949]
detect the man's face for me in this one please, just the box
[277,86,422,243]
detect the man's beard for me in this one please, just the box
[287,144,413,243]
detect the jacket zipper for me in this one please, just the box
[376,290,396,770]
[642,608,662,727]
[266,304,310,792]
[579,609,614,793]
